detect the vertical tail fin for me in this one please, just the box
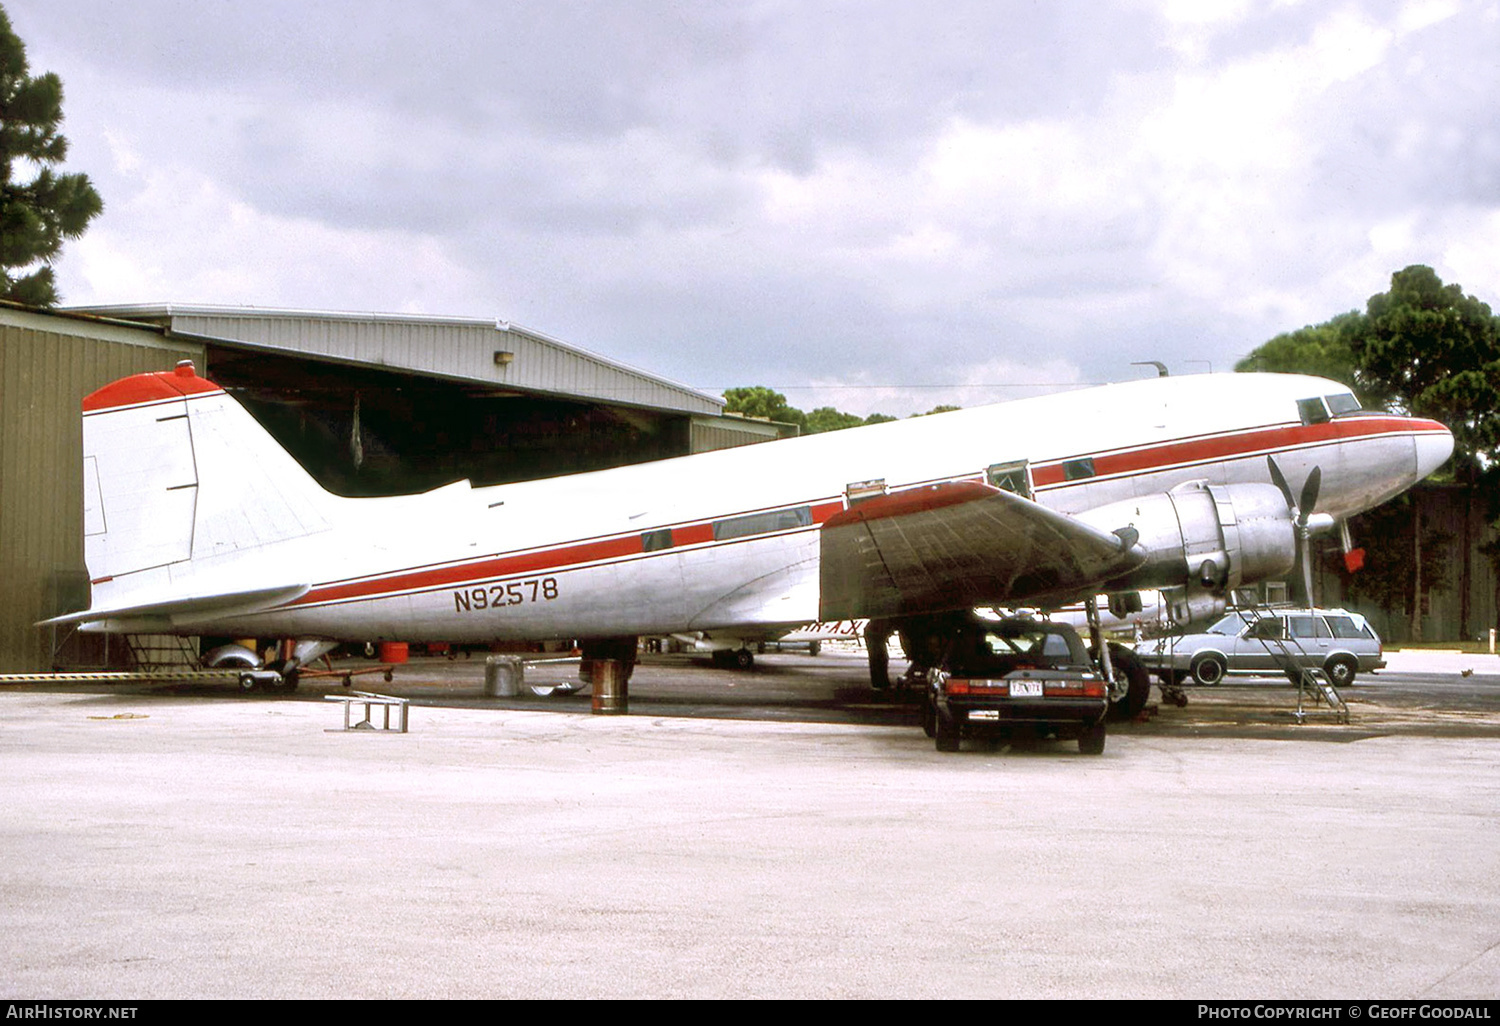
[79,361,336,605]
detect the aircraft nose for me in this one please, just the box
[1413,421,1454,481]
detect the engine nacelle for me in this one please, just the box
[1076,481,1296,595]
[1160,586,1227,630]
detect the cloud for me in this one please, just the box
[10,0,1499,417]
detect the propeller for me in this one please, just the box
[1268,456,1323,605]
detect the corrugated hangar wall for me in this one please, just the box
[0,307,203,672]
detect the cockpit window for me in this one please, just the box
[1325,393,1361,416]
[1297,397,1330,425]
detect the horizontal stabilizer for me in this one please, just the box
[819,481,1140,620]
[38,583,310,630]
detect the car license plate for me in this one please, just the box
[1010,680,1043,698]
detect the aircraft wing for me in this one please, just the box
[819,481,1141,620]
[38,583,310,632]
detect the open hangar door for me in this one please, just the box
[203,346,694,497]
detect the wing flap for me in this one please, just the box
[818,481,1140,620]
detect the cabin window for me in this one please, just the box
[1325,393,1361,416]
[1297,397,1330,425]
[713,505,813,542]
[845,479,887,505]
[986,460,1032,499]
[1061,457,1096,482]
[641,528,673,552]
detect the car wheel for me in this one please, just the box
[1190,654,1227,686]
[934,709,960,752]
[920,693,936,738]
[1106,643,1151,721]
[1325,656,1357,688]
[1078,723,1106,755]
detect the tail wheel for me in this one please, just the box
[1190,654,1227,686]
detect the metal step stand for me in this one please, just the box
[1241,608,1349,725]
[124,633,200,671]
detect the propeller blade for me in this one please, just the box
[1268,455,1323,605]
[1300,532,1316,608]
[1299,466,1322,523]
[1267,456,1295,511]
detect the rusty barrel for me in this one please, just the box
[590,659,628,715]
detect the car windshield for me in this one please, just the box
[952,622,1087,674]
[985,627,1071,659]
[1208,613,1247,635]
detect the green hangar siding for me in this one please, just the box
[0,306,203,672]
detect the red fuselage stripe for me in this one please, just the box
[1030,417,1440,488]
[286,418,1435,610]
[294,499,847,607]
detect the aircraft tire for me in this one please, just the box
[1106,643,1151,721]
[733,648,754,670]
[1190,654,1227,686]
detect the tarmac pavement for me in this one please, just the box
[2,651,1498,999]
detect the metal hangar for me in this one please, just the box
[1,303,781,671]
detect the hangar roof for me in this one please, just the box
[65,304,724,416]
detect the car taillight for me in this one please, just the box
[944,679,1005,695]
[1042,678,1105,698]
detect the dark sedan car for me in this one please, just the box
[923,616,1109,754]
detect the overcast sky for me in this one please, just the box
[10,0,1499,415]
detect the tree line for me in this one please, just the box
[721,385,960,434]
[1240,265,1497,641]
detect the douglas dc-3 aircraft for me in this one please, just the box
[46,362,1452,711]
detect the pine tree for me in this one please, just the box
[0,5,102,306]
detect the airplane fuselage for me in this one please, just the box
[74,371,1452,644]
